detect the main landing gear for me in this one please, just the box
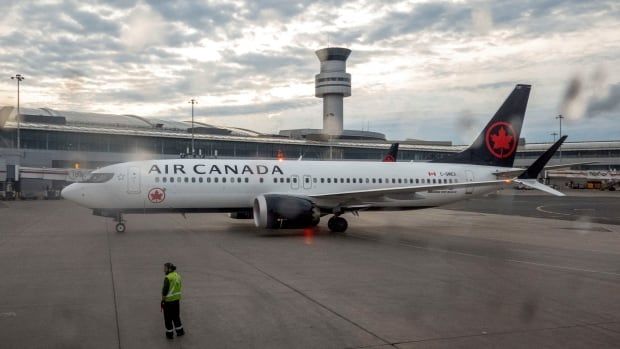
[328,216,348,233]
[114,213,126,233]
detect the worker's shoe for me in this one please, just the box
[176,327,185,337]
[165,331,174,339]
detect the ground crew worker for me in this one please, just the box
[161,262,184,339]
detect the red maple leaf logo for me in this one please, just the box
[148,188,165,203]
[485,122,517,159]
[490,127,513,151]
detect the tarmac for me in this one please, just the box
[1,190,620,348]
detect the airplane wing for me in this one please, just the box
[493,161,596,178]
[309,179,509,204]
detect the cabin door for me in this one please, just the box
[127,166,141,194]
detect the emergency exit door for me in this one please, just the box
[127,166,141,194]
[465,170,474,194]
[303,175,312,189]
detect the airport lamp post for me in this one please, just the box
[551,132,558,142]
[556,114,564,162]
[189,99,197,157]
[10,74,24,152]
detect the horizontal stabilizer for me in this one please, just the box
[513,179,565,196]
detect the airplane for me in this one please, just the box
[62,84,568,233]
[382,143,399,162]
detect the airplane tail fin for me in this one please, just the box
[382,143,399,162]
[513,135,567,196]
[433,84,531,167]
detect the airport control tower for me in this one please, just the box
[315,47,351,136]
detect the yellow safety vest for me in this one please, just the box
[165,271,182,302]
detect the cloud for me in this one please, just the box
[0,0,618,142]
[120,2,168,50]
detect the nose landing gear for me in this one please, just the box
[115,222,126,233]
[114,213,126,233]
[328,216,348,233]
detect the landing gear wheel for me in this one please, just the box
[328,216,348,233]
[115,223,126,233]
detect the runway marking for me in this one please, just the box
[105,222,122,349]
[349,233,620,277]
[218,246,395,348]
[388,320,620,346]
[536,205,571,216]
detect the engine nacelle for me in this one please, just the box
[253,194,320,229]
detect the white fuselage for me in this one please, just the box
[61,159,508,212]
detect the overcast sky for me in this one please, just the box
[1,0,619,144]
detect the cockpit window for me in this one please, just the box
[83,173,114,183]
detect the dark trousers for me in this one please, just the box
[163,300,183,335]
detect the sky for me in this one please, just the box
[1,0,619,144]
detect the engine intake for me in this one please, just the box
[253,194,320,229]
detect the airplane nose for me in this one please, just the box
[61,184,80,202]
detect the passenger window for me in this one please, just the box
[178,177,182,183]
[260,178,264,183]
[244,178,249,183]
[274,178,278,183]
[340,178,344,183]
[352,178,356,183]
[222,178,227,183]
[346,178,350,183]
[327,178,331,183]
[398,179,402,184]
[410,179,413,184]
[392,179,396,184]
[432,179,436,184]
[280,178,285,183]
[372,178,376,183]
[359,178,363,183]
[305,177,310,183]
[379,178,382,184]
[286,178,291,183]
[155,177,160,183]
[199,177,203,183]
[207,177,211,183]
[321,178,325,183]
[237,178,241,183]
[170,177,174,183]
[191,177,195,183]
[313,178,317,183]
[293,177,297,183]
[365,178,369,183]
[162,177,167,183]
[214,177,218,183]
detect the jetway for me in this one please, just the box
[1,165,92,200]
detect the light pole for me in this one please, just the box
[550,132,558,142]
[556,114,564,162]
[10,74,24,151]
[188,99,197,157]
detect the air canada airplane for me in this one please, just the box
[62,84,569,233]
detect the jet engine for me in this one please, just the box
[253,194,320,229]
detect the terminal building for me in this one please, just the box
[1,47,619,198]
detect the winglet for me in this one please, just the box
[513,135,568,196]
[518,135,567,179]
